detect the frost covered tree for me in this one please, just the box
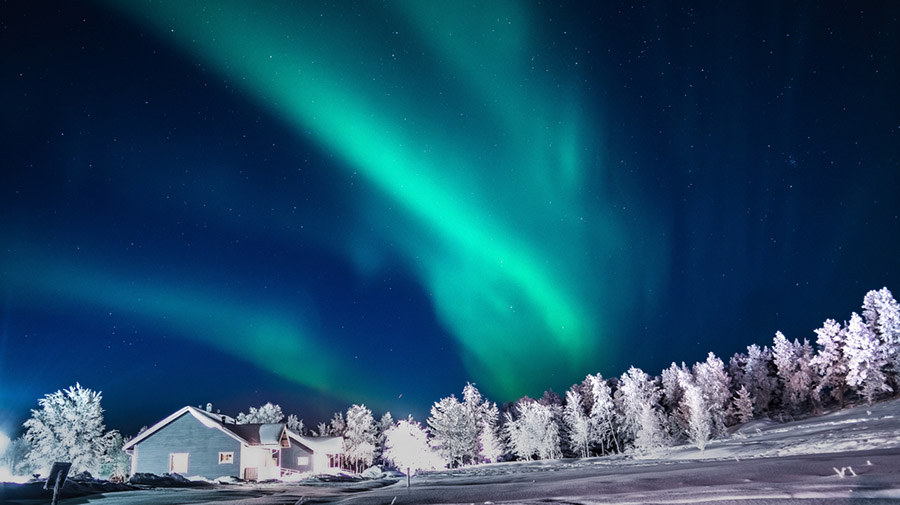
[374,411,394,465]
[383,416,441,474]
[862,287,900,390]
[615,367,668,454]
[236,402,285,424]
[810,319,849,406]
[286,414,305,434]
[692,353,730,434]
[344,404,376,473]
[742,344,777,415]
[461,383,491,464]
[563,389,591,458]
[731,385,754,424]
[427,395,474,468]
[24,383,109,475]
[478,415,504,463]
[773,332,815,414]
[329,411,347,437]
[1,436,32,477]
[100,431,131,480]
[660,363,690,440]
[845,312,892,404]
[503,398,561,460]
[677,371,711,451]
[587,374,619,455]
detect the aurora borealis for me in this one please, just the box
[2,1,899,435]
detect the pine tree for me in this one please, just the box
[743,344,776,414]
[478,414,504,463]
[678,373,711,451]
[461,383,489,464]
[810,319,849,406]
[24,383,109,475]
[862,287,900,391]
[374,412,394,465]
[692,352,731,433]
[344,404,376,473]
[660,363,690,441]
[773,332,815,414]
[732,385,754,424]
[563,389,591,458]
[845,312,892,404]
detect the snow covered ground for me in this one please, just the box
[6,398,900,504]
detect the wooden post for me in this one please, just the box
[406,467,410,488]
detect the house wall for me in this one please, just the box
[281,442,315,473]
[132,412,242,479]
[240,445,280,481]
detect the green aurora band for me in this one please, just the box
[88,0,666,399]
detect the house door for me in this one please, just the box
[169,453,189,474]
[243,467,258,481]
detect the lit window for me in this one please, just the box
[219,452,234,464]
[297,456,309,466]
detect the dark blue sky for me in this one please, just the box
[2,1,898,437]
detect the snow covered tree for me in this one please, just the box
[478,414,504,463]
[563,389,591,458]
[24,383,109,475]
[343,404,376,473]
[731,385,754,424]
[374,411,394,465]
[503,398,561,460]
[742,344,777,415]
[810,319,849,406]
[692,353,731,433]
[587,374,619,455]
[461,383,490,464]
[427,395,474,468]
[1,436,32,477]
[236,402,285,424]
[660,363,690,440]
[773,332,816,414]
[678,374,711,451]
[286,414,304,434]
[329,411,347,437]
[845,312,892,404]
[383,416,441,474]
[99,431,130,480]
[862,287,900,390]
[615,367,668,454]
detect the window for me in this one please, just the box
[297,456,309,466]
[169,453,189,474]
[219,452,234,464]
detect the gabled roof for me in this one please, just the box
[123,406,288,451]
[286,430,344,454]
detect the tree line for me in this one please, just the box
[3,287,898,479]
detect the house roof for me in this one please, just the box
[287,430,344,454]
[122,406,288,451]
[224,423,287,447]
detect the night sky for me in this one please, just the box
[2,1,899,437]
